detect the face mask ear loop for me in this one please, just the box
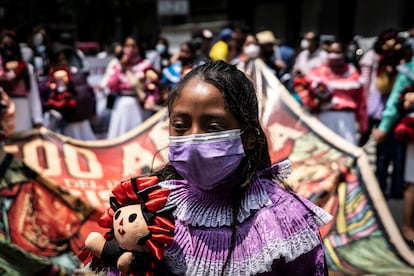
[150,145,169,175]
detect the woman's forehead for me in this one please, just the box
[174,81,224,108]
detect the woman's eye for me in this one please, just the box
[172,121,187,131]
[207,124,225,132]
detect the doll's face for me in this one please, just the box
[113,204,149,251]
[5,61,18,70]
[53,70,69,82]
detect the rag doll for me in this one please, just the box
[46,66,77,117]
[80,176,175,276]
[0,59,30,96]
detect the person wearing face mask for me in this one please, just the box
[234,34,260,62]
[243,41,261,60]
[104,35,158,139]
[303,41,368,145]
[293,31,328,77]
[146,37,172,73]
[106,60,332,276]
[292,32,328,107]
[230,33,260,77]
[155,37,172,71]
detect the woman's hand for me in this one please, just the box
[371,128,387,143]
[117,252,134,275]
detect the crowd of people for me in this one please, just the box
[1,21,414,273]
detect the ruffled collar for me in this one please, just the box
[159,160,292,227]
[159,160,332,275]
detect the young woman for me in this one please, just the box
[152,60,331,275]
[105,35,156,139]
[302,41,368,145]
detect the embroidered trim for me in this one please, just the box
[160,159,293,227]
[161,159,332,275]
[165,217,324,275]
[160,177,272,227]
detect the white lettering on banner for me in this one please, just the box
[63,178,92,190]
[123,142,159,177]
[4,140,104,178]
[62,178,118,190]
[63,181,112,208]
[21,139,62,176]
[3,120,170,181]
[63,144,103,178]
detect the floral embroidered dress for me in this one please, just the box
[160,160,332,275]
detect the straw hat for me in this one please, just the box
[256,30,280,45]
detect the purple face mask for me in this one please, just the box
[168,129,246,191]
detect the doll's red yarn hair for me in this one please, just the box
[99,176,175,260]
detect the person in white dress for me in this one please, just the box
[105,35,155,139]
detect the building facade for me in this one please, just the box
[1,0,414,51]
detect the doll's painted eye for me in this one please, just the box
[115,210,121,220]
[128,213,137,223]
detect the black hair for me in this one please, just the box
[373,28,399,54]
[169,59,270,169]
[123,34,146,57]
[154,60,272,182]
[181,40,198,56]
